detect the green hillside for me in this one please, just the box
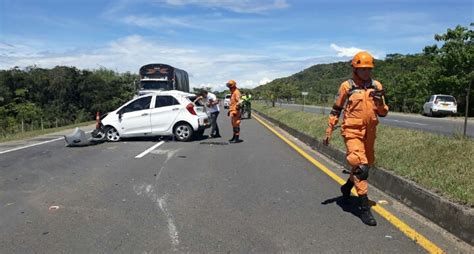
[253,24,473,116]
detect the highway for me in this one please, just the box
[0,115,469,253]
[276,103,474,138]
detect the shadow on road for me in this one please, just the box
[321,196,362,218]
[322,196,378,225]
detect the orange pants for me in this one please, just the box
[343,125,376,196]
[231,111,241,135]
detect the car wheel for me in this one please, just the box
[105,126,120,142]
[174,123,194,142]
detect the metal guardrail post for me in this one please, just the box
[464,80,471,137]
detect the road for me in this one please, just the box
[277,103,474,138]
[0,115,470,253]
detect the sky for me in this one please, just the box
[0,0,472,91]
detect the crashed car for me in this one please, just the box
[99,90,209,142]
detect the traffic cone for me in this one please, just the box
[95,112,100,129]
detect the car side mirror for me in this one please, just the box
[118,111,123,121]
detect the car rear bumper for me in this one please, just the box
[198,117,210,129]
[432,108,457,115]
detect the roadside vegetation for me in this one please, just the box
[252,24,473,116]
[0,67,137,138]
[254,103,474,206]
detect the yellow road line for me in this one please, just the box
[253,114,444,254]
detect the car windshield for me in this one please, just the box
[225,95,231,99]
[142,81,173,90]
[437,96,456,102]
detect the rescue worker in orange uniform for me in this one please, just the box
[226,80,243,143]
[323,51,388,226]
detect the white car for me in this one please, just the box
[100,90,209,142]
[422,94,457,116]
[224,94,231,109]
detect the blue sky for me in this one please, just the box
[0,0,472,91]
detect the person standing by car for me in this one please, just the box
[197,90,221,138]
[226,80,243,143]
[323,51,389,226]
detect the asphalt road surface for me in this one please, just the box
[0,115,470,253]
[278,103,474,138]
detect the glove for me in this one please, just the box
[323,127,333,146]
[370,89,385,106]
[323,136,331,146]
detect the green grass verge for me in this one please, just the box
[254,103,474,206]
[0,121,95,143]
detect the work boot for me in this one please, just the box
[228,135,236,142]
[359,195,377,226]
[340,179,354,200]
[229,135,243,143]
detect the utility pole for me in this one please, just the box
[464,80,471,137]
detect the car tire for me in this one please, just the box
[105,126,120,142]
[174,123,194,142]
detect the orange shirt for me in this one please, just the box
[230,88,241,113]
[327,78,389,135]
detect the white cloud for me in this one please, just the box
[122,15,197,29]
[1,36,366,91]
[156,0,289,13]
[258,77,272,85]
[330,43,363,57]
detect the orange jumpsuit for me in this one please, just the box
[326,76,389,196]
[229,88,241,135]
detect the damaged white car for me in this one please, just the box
[99,90,209,142]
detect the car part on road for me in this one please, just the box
[64,127,106,147]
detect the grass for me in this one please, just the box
[0,121,95,143]
[254,103,474,206]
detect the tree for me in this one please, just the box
[425,23,474,115]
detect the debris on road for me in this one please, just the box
[48,205,60,211]
[64,127,105,147]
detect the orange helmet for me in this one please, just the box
[226,80,237,88]
[351,51,374,68]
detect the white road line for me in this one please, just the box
[158,194,180,248]
[135,141,165,158]
[133,185,180,249]
[0,137,63,155]
[0,130,95,155]
[383,119,427,126]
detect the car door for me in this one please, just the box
[118,96,152,136]
[150,95,181,134]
